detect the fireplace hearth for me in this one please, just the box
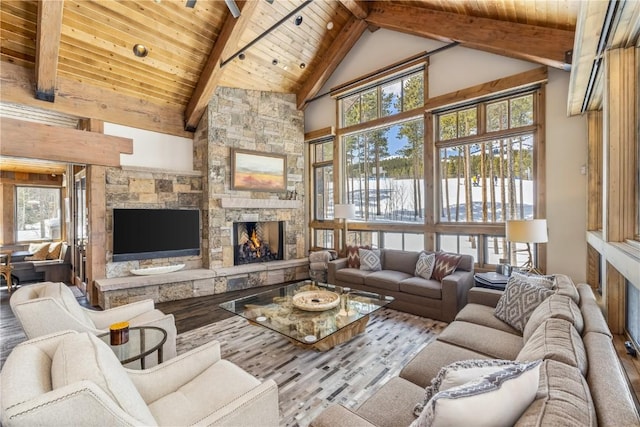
[233,221,284,265]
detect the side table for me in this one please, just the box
[98,326,167,369]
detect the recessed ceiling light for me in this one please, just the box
[294,15,303,26]
[133,44,148,58]
[326,21,334,30]
[299,63,306,69]
[238,52,245,60]
[272,59,278,66]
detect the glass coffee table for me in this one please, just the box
[220,281,394,351]
[97,326,167,369]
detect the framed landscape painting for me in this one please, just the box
[231,149,287,192]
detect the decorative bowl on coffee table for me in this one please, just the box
[292,290,340,311]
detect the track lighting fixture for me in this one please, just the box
[225,0,241,18]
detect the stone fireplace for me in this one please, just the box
[233,221,284,265]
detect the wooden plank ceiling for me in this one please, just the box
[0,0,580,137]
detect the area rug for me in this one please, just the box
[176,308,447,427]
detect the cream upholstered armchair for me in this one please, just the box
[1,331,279,426]
[10,281,177,365]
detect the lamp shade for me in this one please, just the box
[334,204,356,220]
[506,219,548,243]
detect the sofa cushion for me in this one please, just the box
[365,270,413,292]
[515,360,596,427]
[553,274,580,305]
[431,252,461,281]
[455,303,521,335]
[335,268,371,285]
[437,321,523,360]
[523,294,584,342]
[415,252,436,279]
[148,359,261,426]
[359,248,381,271]
[494,274,554,332]
[399,277,442,299]
[412,360,541,427]
[51,333,157,425]
[25,242,50,261]
[415,359,525,416]
[355,377,424,427]
[517,318,587,376]
[382,249,420,275]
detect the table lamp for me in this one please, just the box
[506,219,548,274]
[334,204,356,256]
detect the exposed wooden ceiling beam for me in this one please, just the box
[339,0,369,19]
[1,61,192,138]
[184,1,259,132]
[366,2,574,70]
[35,0,63,102]
[0,117,133,167]
[297,16,368,110]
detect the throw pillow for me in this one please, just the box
[346,245,368,269]
[47,242,63,260]
[412,360,541,427]
[511,271,555,289]
[359,248,381,271]
[415,252,436,279]
[430,251,462,281]
[414,359,521,416]
[25,242,50,261]
[494,274,554,332]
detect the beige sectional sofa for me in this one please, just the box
[328,249,475,322]
[311,275,640,427]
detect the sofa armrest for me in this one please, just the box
[440,270,475,323]
[194,379,279,427]
[86,299,156,329]
[310,404,377,427]
[328,258,348,285]
[467,287,503,307]
[127,340,222,404]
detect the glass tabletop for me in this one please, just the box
[219,281,394,345]
[97,326,167,366]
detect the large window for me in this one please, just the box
[434,91,541,268]
[311,139,334,221]
[15,186,62,242]
[340,70,425,224]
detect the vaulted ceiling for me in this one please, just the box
[1,0,581,138]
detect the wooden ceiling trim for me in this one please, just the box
[1,61,192,138]
[338,1,370,19]
[185,1,260,132]
[0,117,132,167]
[366,2,574,69]
[34,0,64,103]
[297,16,368,110]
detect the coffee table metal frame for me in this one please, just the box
[97,326,167,369]
[219,281,394,351]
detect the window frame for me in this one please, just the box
[14,184,63,243]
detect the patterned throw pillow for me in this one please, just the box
[415,252,436,279]
[511,271,555,289]
[359,248,381,271]
[414,359,522,416]
[346,245,368,268]
[430,251,462,281]
[411,360,541,427]
[494,274,555,332]
[25,242,50,261]
[47,242,63,260]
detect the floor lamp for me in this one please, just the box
[506,219,548,274]
[335,204,355,257]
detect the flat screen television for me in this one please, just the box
[112,208,200,262]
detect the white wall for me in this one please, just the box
[105,122,194,172]
[304,29,588,282]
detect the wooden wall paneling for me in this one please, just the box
[0,117,132,167]
[606,262,625,334]
[587,110,603,231]
[586,244,600,291]
[35,0,63,102]
[86,165,106,306]
[0,184,15,245]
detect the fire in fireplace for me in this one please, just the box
[233,221,284,265]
